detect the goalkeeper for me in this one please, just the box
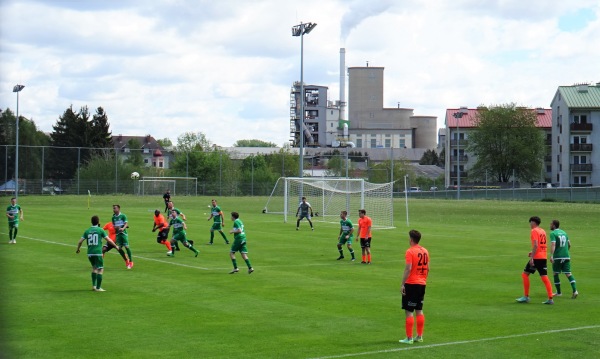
[296,197,314,231]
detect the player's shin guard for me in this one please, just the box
[541,275,553,298]
[245,258,252,268]
[553,274,561,294]
[118,248,128,263]
[416,314,425,337]
[567,275,577,291]
[349,249,355,259]
[522,272,530,297]
[405,316,414,338]
[91,272,97,287]
[96,274,103,289]
[231,259,238,269]
[8,227,14,240]
[125,248,133,262]
[12,227,18,239]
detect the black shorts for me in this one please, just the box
[156,228,169,243]
[402,284,426,312]
[524,259,548,276]
[360,238,371,248]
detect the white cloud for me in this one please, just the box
[1,0,599,146]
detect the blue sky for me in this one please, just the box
[1,0,598,147]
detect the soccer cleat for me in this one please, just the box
[572,291,579,299]
[361,261,367,264]
[94,288,106,292]
[336,256,345,260]
[166,251,172,256]
[127,261,134,269]
[311,227,314,231]
[195,251,199,257]
[296,227,299,231]
[367,261,371,264]
[188,240,194,245]
[226,241,230,244]
[414,336,423,343]
[229,268,239,274]
[515,296,530,303]
[206,242,213,245]
[248,267,254,274]
[552,292,562,297]
[351,258,356,262]
[542,299,554,305]
[399,338,413,345]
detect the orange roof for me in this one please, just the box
[445,108,551,128]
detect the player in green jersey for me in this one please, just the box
[228,212,254,274]
[6,197,24,244]
[112,204,133,269]
[76,215,117,292]
[169,209,199,257]
[337,210,356,261]
[166,201,193,251]
[295,196,314,231]
[550,219,578,299]
[207,199,229,245]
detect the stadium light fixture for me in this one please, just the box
[453,110,464,200]
[12,84,25,200]
[292,22,317,178]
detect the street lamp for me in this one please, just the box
[12,84,25,200]
[453,110,463,200]
[292,21,317,178]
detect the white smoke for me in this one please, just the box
[340,0,395,41]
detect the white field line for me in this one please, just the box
[307,325,600,359]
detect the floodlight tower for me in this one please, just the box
[12,84,25,200]
[292,21,317,178]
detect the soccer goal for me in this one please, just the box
[264,177,395,229]
[138,177,198,196]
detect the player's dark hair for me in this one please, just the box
[341,210,347,216]
[10,197,16,201]
[529,216,541,225]
[113,204,120,209]
[359,209,366,215]
[231,211,239,219]
[154,209,160,216]
[302,196,306,200]
[409,229,422,243]
[551,219,560,228]
[91,215,100,226]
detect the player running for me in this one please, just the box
[169,209,199,257]
[228,211,254,274]
[550,219,579,299]
[101,221,130,266]
[296,196,314,231]
[336,211,356,261]
[112,204,134,269]
[166,201,192,251]
[152,209,173,256]
[207,199,229,245]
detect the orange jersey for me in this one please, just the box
[358,216,372,238]
[102,222,116,241]
[154,213,169,230]
[531,227,547,259]
[405,245,429,285]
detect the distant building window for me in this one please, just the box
[371,134,376,137]
[143,148,150,154]
[573,114,588,124]
[399,139,406,148]
[124,148,130,153]
[159,162,164,168]
[356,139,362,148]
[370,139,377,148]
[144,159,149,164]
[385,139,391,148]
[385,134,391,137]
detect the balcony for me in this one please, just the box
[570,143,593,152]
[450,139,468,146]
[571,164,592,172]
[570,123,593,131]
[450,155,469,162]
[449,171,468,178]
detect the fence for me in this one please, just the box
[402,186,600,202]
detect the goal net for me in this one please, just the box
[264,177,395,229]
[137,177,198,196]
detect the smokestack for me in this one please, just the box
[339,48,346,122]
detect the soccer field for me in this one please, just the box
[1,195,599,358]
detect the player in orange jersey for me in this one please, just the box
[101,221,130,266]
[152,209,173,256]
[399,230,429,344]
[357,209,373,264]
[516,216,554,304]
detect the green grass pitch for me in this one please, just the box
[1,195,599,358]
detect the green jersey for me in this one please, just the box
[170,216,186,236]
[112,212,128,234]
[340,218,353,235]
[232,218,246,242]
[211,206,223,223]
[550,228,570,260]
[6,204,21,224]
[82,226,108,256]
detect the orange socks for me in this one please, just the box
[161,240,172,251]
[405,316,414,338]
[367,254,371,262]
[416,314,425,337]
[522,272,530,296]
[541,276,553,298]
[362,255,366,262]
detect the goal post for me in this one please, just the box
[264,177,395,229]
[138,177,198,196]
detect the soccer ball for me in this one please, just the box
[131,171,140,180]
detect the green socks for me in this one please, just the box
[245,258,252,269]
